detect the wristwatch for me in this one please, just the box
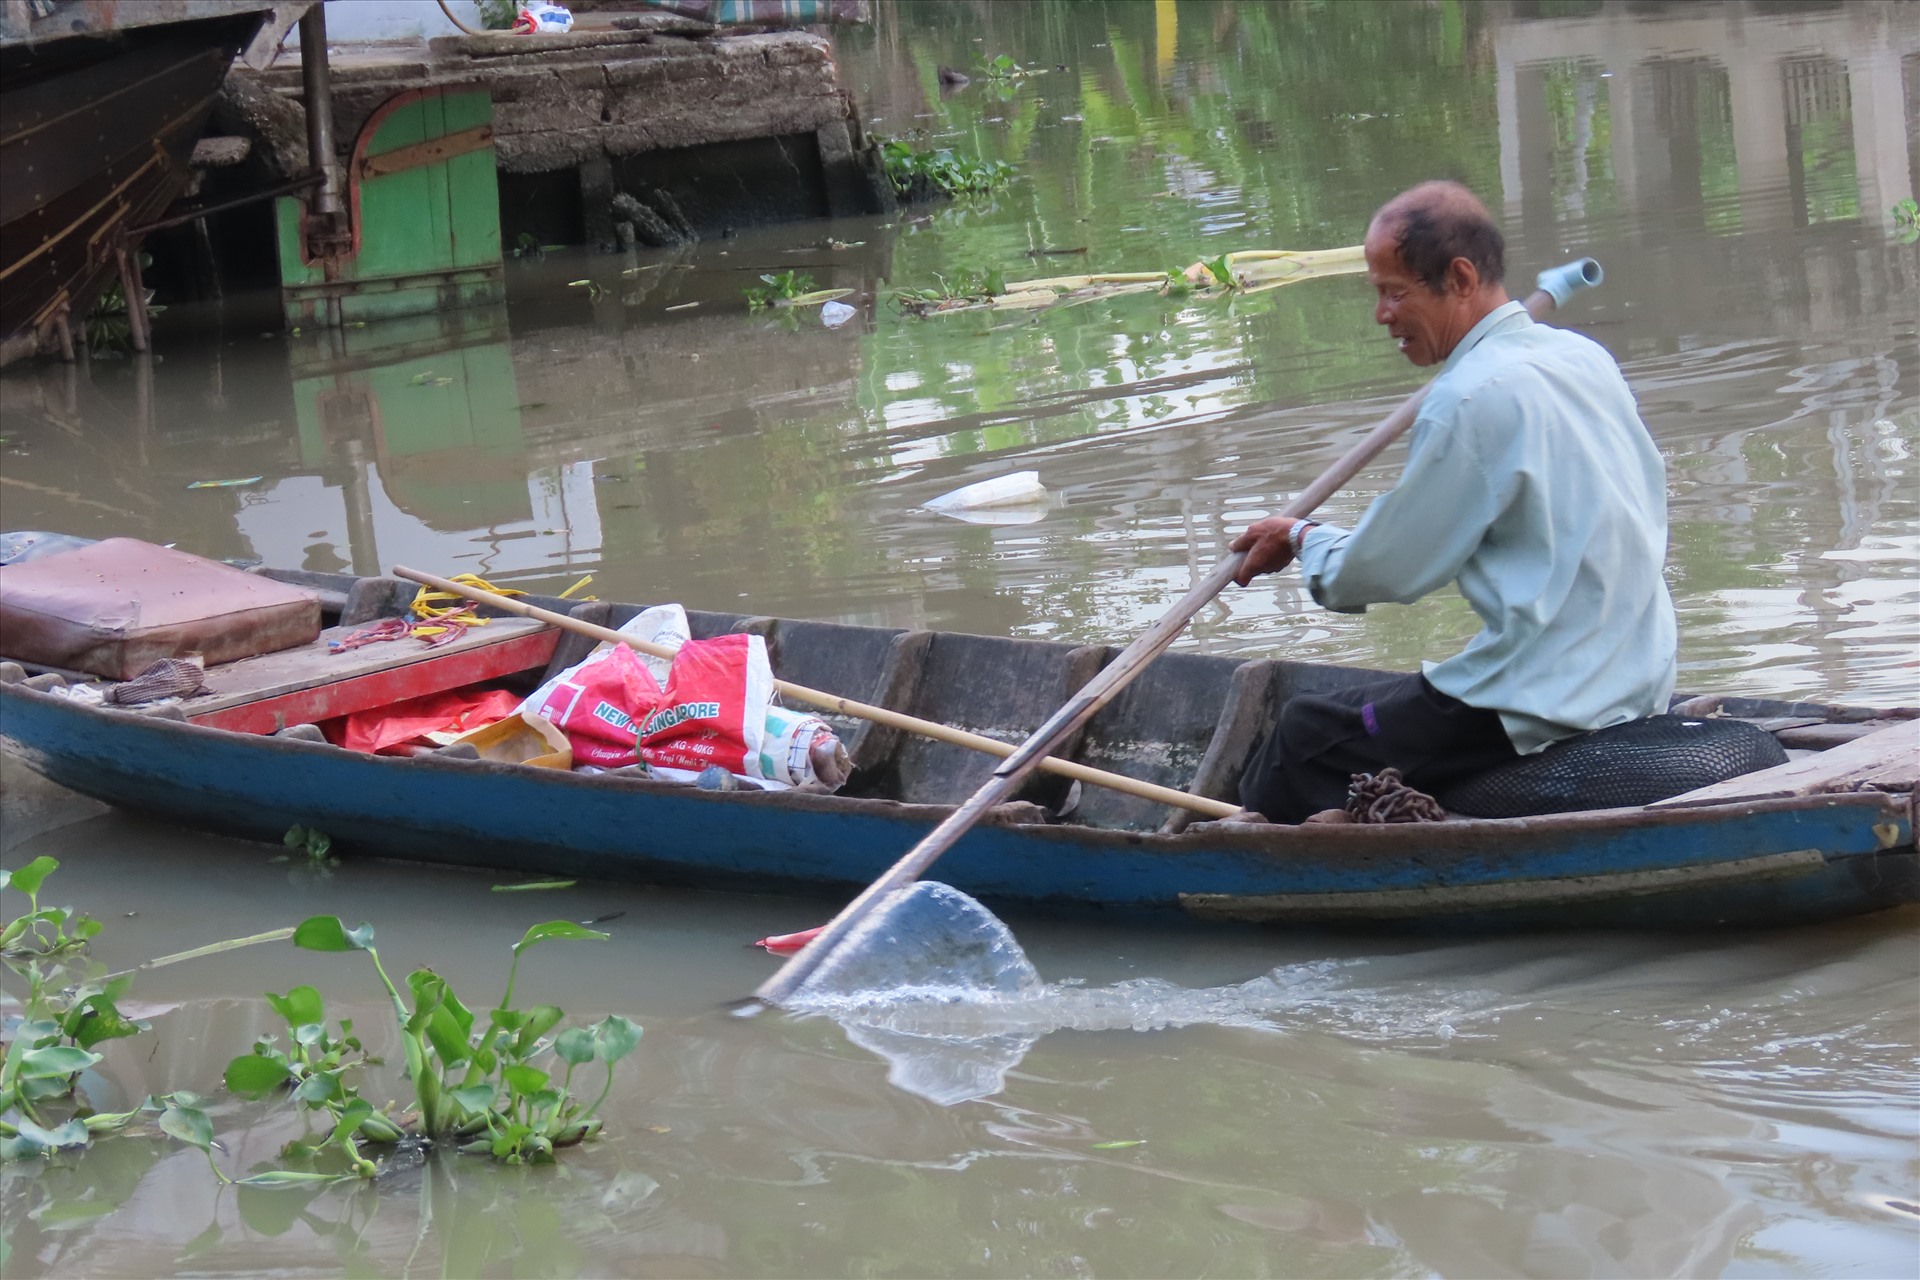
[1288,519,1320,555]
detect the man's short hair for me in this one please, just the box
[1379,181,1506,293]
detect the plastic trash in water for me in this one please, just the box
[820,300,857,328]
[923,470,1050,525]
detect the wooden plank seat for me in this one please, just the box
[1651,719,1918,808]
[186,616,555,735]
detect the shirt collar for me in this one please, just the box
[1442,299,1529,372]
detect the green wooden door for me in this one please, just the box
[278,87,504,326]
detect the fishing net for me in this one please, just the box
[783,881,1043,1105]
[1436,715,1787,818]
[787,881,1041,1007]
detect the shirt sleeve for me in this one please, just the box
[1294,409,1500,613]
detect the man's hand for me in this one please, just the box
[1229,516,1305,586]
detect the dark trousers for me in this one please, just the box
[1238,673,1519,823]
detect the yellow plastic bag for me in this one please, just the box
[447,711,572,770]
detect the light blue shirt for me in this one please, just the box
[1296,300,1677,754]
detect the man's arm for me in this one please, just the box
[1234,410,1502,610]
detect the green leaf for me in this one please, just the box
[9,1118,89,1153]
[327,1098,372,1145]
[553,1027,595,1067]
[266,985,325,1027]
[511,920,608,955]
[292,1072,340,1105]
[513,1005,565,1055]
[422,1004,474,1070]
[21,1044,99,1079]
[501,1064,549,1095]
[490,880,576,893]
[491,1122,534,1158]
[591,1015,643,1064]
[448,1084,496,1115]
[66,995,148,1048]
[158,1100,214,1150]
[4,855,57,899]
[409,970,474,1041]
[292,916,374,952]
[1091,1139,1146,1149]
[225,1054,293,1097]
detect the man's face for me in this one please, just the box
[1364,221,1457,368]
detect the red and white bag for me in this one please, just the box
[637,631,773,781]
[518,604,842,790]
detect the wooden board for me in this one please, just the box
[1651,719,1918,809]
[187,617,554,735]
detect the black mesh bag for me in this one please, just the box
[1436,715,1788,818]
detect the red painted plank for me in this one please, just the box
[190,630,557,735]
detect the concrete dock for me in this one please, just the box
[247,13,892,246]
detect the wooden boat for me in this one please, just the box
[2,567,1914,932]
[0,3,283,366]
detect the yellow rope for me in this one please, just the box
[408,573,593,639]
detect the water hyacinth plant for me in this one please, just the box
[881,140,1016,200]
[1,858,151,1156]
[242,915,644,1166]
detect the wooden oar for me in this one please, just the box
[390,566,1241,819]
[749,259,1605,1009]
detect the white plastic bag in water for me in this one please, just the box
[923,471,1051,525]
[513,3,573,33]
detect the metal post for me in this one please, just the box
[116,247,150,353]
[299,3,339,218]
[53,304,75,364]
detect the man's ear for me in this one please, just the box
[1445,255,1480,297]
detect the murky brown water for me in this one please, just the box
[4,1,1918,1275]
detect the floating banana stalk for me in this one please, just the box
[896,245,1366,316]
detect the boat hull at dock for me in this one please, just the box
[3,675,1913,933]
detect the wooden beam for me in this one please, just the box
[1651,719,1918,809]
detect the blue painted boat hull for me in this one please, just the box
[4,681,1914,932]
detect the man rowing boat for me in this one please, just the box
[1230,181,1677,823]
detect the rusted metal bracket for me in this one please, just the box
[357,125,494,180]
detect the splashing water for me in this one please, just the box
[783,882,1491,1105]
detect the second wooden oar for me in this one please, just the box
[750,258,1606,1009]
[390,566,1240,819]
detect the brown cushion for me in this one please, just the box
[0,539,320,679]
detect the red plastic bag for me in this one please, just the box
[328,687,522,755]
[639,633,770,777]
[525,631,775,777]
[526,643,663,769]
